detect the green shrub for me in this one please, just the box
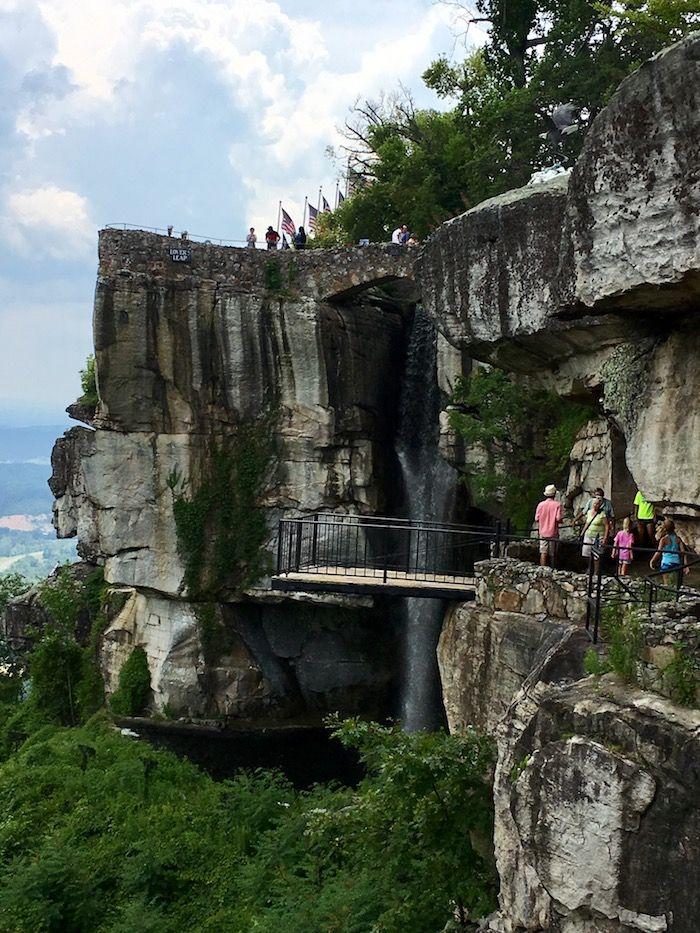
[0,715,497,931]
[79,354,98,407]
[109,647,151,717]
[449,368,594,530]
[584,647,611,677]
[664,646,698,708]
[603,605,644,685]
[264,260,282,291]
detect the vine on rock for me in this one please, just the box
[169,412,276,601]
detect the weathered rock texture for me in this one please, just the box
[489,676,700,932]
[440,559,700,931]
[48,233,420,719]
[418,34,700,539]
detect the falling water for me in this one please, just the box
[397,306,456,732]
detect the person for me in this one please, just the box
[612,517,635,576]
[293,226,307,250]
[633,489,656,549]
[581,497,608,566]
[407,235,419,246]
[167,225,173,236]
[265,226,280,250]
[651,518,689,587]
[246,227,257,248]
[580,487,614,523]
[391,225,404,244]
[400,226,410,244]
[534,484,562,567]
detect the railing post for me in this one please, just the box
[383,525,389,583]
[405,527,411,576]
[277,519,284,574]
[593,552,603,644]
[585,550,594,633]
[294,521,303,571]
[495,521,501,558]
[311,513,319,567]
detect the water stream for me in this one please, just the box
[396,306,456,731]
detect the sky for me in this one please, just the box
[0,0,487,424]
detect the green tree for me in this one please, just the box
[328,0,699,243]
[449,367,593,530]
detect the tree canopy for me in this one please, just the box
[315,0,699,243]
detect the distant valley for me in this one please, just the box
[0,425,78,580]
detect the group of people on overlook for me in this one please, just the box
[534,484,690,585]
[244,222,418,250]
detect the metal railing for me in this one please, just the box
[276,513,506,587]
[104,223,283,249]
[585,543,700,643]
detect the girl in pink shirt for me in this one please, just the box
[612,517,635,576]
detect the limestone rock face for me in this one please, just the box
[53,232,414,596]
[565,33,700,312]
[49,234,415,722]
[101,590,396,720]
[418,33,700,538]
[489,677,700,932]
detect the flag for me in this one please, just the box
[337,190,345,205]
[281,234,290,250]
[322,196,331,213]
[308,203,319,232]
[281,208,296,236]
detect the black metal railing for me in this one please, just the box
[276,513,504,586]
[585,543,700,643]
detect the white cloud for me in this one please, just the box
[2,185,94,259]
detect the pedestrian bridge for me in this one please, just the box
[271,514,504,599]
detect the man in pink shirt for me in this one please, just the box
[535,484,563,567]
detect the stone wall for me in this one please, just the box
[438,559,591,735]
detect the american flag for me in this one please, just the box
[308,203,319,231]
[337,190,345,205]
[281,208,296,236]
[322,196,331,213]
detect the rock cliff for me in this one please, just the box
[439,560,700,932]
[46,234,422,719]
[418,33,700,542]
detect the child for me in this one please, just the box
[612,517,635,576]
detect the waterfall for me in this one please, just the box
[396,306,456,732]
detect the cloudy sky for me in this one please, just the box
[0,0,484,423]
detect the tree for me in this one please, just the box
[328,0,699,243]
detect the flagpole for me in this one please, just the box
[276,200,281,235]
[335,179,339,209]
[317,186,322,213]
[303,196,308,230]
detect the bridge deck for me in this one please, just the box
[271,566,477,599]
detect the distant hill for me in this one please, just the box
[0,462,54,515]
[0,425,68,464]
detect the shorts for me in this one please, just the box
[581,535,600,558]
[618,559,632,566]
[539,538,557,556]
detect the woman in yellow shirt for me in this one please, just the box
[633,490,656,549]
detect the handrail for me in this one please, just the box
[104,223,282,249]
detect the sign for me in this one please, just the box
[169,246,192,262]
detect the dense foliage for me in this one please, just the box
[316,0,699,243]
[109,647,151,717]
[0,708,496,932]
[449,367,593,530]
